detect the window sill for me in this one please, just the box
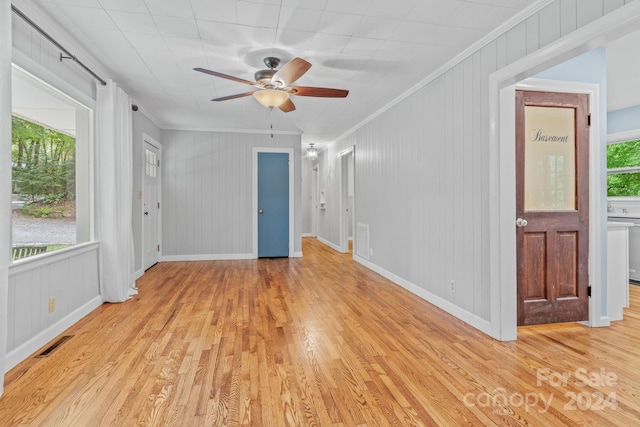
[9,241,100,275]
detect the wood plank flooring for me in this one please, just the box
[1,237,640,426]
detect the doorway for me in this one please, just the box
[339,148,354,254]
[252,148,294,258]
[312,166,318,237]
[143,138,161,270]
[515,90,590,326]
[493,76,602,340]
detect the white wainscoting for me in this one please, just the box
[6,243,102,371]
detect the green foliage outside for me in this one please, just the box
[607,140,640,197]
[12,116,76,209]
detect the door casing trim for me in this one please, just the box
[252,147,295,258]
[514,81,600,327]
[140,134,162,277]
[493,79,602,340]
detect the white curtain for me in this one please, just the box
[95,80,137,302]
[0,0,12,396]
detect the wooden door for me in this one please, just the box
[516,90,589,326]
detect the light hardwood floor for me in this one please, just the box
[1,238,640,426]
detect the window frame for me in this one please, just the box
[10,64,95,263]
[607,129,640,200]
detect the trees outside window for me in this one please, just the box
[607,139,640,197]
[12,116,75,206]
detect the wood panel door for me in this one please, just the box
[516,90,589,326]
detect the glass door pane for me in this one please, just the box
[524,105,576,211]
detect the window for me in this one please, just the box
[145,148,157,177]
[11,67,92,261]
[607,139,640,197]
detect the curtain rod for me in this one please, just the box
[11,4,107,86]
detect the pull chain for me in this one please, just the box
[270,108,274,138]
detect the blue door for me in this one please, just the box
[258,152,289,257]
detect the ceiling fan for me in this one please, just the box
[194,57,349,113]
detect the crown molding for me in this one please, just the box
[162,125,303,136]
[334,0,557,145]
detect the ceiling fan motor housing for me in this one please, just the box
[254,68,277,84]
[255,57,282,85]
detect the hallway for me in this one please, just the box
[1,238,639,425]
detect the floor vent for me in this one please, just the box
[356,223,369,260]
[36,335,73,358]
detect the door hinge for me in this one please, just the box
[157,202,160,209]
[588,285,592,297]
[157,159,160,167]
[157,244,160,252]
[587,114,591,127]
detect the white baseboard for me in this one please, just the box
[5,296,103,373]
[302,233,316,237]
[353,255,494,339]
[161,253,254,261]
[162,251,304,261]
[317,236,341,252]
[134,268,144,280]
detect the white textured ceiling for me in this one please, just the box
[20,1,640,144]
[26,0,538,144]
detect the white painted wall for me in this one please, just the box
[11,0,102,105]
[3,1,107,374]
[6,245,102,371]
[161,130,302,259]
[301,157,315,236]
[317,144,342,251]
[315,0,632,338]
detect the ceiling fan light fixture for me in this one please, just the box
[253,89,289,109]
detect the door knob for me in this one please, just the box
[144,211,149,216]
[258,209,264,214]
[516,218,528,227]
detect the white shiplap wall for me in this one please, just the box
[6,245,101,370]
[162,130,302,258]
[11,3,99,107]
[5,2,104,372]
[317,0,631,335]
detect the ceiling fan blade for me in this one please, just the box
[290,86,349,98]
[271,57,311,87]
[211,92,255,102]
[194,67,256,86]
[278,98,296,113]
